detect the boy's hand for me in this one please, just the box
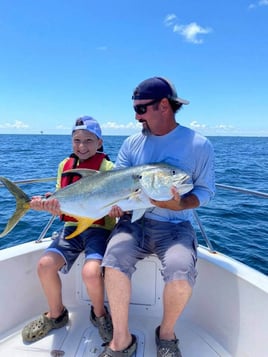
[30,196,44,210]
[43,198,61,216]
[30,194,61,216]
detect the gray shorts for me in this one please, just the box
[46,225,111,274]
[102,214,198,287]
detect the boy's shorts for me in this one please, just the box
[46,225,111,273]
[102,214,198,287]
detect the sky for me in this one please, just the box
[0,0,267,137]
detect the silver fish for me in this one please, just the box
[0,163,193,239]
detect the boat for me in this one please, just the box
[0,183,267,357]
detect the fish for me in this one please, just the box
[0,163,193,239]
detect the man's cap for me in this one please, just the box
[132,77,189,105]
[72,116,102,139]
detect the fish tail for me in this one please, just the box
[0,177,31,238]
[65,217,96,239]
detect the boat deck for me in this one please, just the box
[0,304,229,356]
[1,239,267,356]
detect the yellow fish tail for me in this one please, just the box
[0,177,31,238]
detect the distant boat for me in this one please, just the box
[0,184,267,356]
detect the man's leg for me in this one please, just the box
[104,267,133,351]
[160,280,192,340]
[100,215,143,355]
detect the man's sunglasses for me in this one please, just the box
[133,99,160,115]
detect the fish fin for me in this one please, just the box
[65,217,96,239]
[131,209,146,222]
[64,169,100,178]
[0,177,31,238]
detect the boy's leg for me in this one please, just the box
[82,259,105,315]
[38,251,66,318]
[84,228,113,342]
[21,250,68,343]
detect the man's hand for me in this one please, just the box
[150,186,182,210]
[150,186,200,211]
[108,205,124,218]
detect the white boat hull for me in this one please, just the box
[0,238,267,356]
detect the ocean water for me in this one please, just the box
[0,134,267,275]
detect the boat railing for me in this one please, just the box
[194,183,268,253]
[35,215,57,243]
[216,183,268,199]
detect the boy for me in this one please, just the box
[22,116,114,344]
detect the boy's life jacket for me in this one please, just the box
[60,152,108,226]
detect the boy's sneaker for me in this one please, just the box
[155,326,182,357]
[90,305,113,343]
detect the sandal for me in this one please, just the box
[21,307,69,343]
[90,305,113,343]
[99,334,137,357]
[155,326,182,357]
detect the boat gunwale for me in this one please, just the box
[1,238,267,292]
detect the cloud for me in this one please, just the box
[190,120,207,129]
[215,124,234,131]
[0,120,29,129]
[164,14,212,44]
[189,121,237,135]
[102,121,141,130]
[249,0,268,9]
[164,14,177,27]
[174,22,212,44]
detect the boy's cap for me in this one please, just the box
[72,116,102,139]
[132,76,189,105]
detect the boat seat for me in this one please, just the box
[75,254,164,307]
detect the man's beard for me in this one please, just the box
[140,120,151,136]
[141,127,151,136]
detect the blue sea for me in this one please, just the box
[0,134,267,276]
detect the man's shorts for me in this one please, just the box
[102,214,198,287]
[46,225,111,274]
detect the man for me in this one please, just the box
[99,77,215,357]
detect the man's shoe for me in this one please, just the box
[90,305,113,343]
[98,334,137,357]
[155,326,182,357]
